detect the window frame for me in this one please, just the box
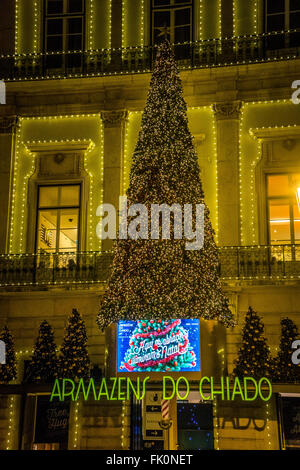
[151,0,193,46]
[266,172,300,246]
[264,0,300,40]
[35,183,82,254]
[43,0,86,53]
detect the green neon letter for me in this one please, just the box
[97,378,110,400]
[163,376,175,400]
[243,377,258,401]
[231,377,245,401]
[118,377,126,400]
[140,376,150,400]
[258,377,272,401]
[75,378,97,401]
[50,379,62,402]
[199,376,211,400]
[176,377,190,400]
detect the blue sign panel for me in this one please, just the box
[117,319,200,373]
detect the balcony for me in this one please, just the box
[0,245,299,289]
[1,30,300,81]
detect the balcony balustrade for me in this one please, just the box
[1,30,300,81]
[0,245,299,289]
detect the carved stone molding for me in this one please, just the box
[213,101,242,120]
[0,116,18,134]
[101,110,128,128]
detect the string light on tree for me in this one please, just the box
[97,40,234,330]
[233,306,270,380]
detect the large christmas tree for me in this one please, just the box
[233,307,270,379]
[26,320,58,384]
[0,326,17,383]
[97,41,234,330]
[271,317,300,383]
[59,309,90,380]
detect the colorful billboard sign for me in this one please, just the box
[117,319,200,373]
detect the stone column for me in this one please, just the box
[0,116,18,253]
[213,101,242,247]
[101,110,128,251]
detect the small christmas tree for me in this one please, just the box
[0,326,17,383]
[59,309,90,380]
[26,321,58,384]
[120,319,197,372]
[271,317,300,383]
[233,307,270,379]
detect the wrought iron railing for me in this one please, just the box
[218,244,300,279]
[1,30,300,81]
[0,245,299,288]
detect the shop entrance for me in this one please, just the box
[177,395,214,450]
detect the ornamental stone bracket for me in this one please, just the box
[0,116,18,134]
[100,110,128,128]
[213,101,243,120]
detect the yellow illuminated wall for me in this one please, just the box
[122,0,145,48]
[199,0,222,40]
[233,0,258,36]
[123,107,218,236]
[15,0,42,55]
[121,0,222,48]
[239,100,300,246]
[9,115,104,254]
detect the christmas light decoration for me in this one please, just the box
[73,401,80,449]
[233,306,270,380]
[213,397,220,450]
[58,309,90,380]
[9,114,103,253]
[6,396,15,450]
[97,41,234,330]
[233,0,258,36]
[199,0,204,41]
[25,320,58,384]
[0,326,17,383]
[266,402,272,448]
[88,0,95,50]
[140,0,144,47]
[239,100,299,245]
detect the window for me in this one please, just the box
[44,0,85,69]
[152,0,193,45]
[36,184,81,253]
[267,173,300,245]
[265,0,300,48]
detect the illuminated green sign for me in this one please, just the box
[50,376,272,402]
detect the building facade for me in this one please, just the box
[0,0,300,450]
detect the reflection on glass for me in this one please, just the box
[39,186,59,207]
[268,174,289,196]
[294,204,300,243]
[37,210,57,252]
[269,200,291,244]
[36,185,80,253]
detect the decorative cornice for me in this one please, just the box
[213,101,242,120]
[100,110,128,127]
[0,116,18,134]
